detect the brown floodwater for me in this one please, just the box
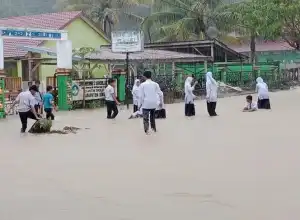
[0,89,300,220]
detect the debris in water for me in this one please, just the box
[28,119,52,133]
[29,120,89,135]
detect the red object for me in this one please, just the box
[0,11,82,58]
[111,69,126,74]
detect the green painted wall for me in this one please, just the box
[39,18,109,84]
[241,50,300,65]
[4,60,18,77]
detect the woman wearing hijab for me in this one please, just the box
[256,77,271,109]
[206,72,218,116]
[184,76,197,116]
[132,79,140,113]
[155,91,166,118]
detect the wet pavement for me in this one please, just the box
[0,89,300,220]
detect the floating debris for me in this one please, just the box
[28,119,89,135]
[28,119,52,133]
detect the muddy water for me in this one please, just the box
[0,89,300,220]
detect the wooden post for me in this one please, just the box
[0,69,5,118]
[28,52,33,82]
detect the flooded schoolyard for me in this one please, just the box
[0,89,300,220]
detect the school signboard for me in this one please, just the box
[72,79,117,101]
[111,30,144,53]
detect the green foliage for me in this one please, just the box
[28,119,53,133]
[263,0,300,49]
[142,0,220,42]
[54,0,147,35]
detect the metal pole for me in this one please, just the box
[126,52,130,109]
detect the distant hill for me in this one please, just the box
[0,0,56,17]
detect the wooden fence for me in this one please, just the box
[46,76,56,88]
[4,77,22,100]
[5,77,22,92]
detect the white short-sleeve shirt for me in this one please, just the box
[105,85,115,101]
[16,91,36,112]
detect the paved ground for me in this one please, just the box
[0,89,299,220]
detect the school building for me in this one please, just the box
[1,11,109,92]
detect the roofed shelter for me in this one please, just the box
[85,46,212,79]
[100,39,248,77]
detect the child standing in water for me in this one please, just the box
[132,79,140,113]
[155,91,166,118]
[184,76,197,116]
[243,95,257,112]
[43,85,56,120]
[206,72,218,116]
[256,77,271,109]
[105,79,120,119]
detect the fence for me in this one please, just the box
[46,76,56,89]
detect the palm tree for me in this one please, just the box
[54,0,150,37]
[214,0,269,63]
[141,0,224,42]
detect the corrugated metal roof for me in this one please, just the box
[230,41,293,52]
[0,11,82,58]
[85,47,211,63]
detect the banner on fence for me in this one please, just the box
[72,79,117,101]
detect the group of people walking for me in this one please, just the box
[7,69,270,134]
[104,70,271,135]
[184,72,271,115]
[6,81,57,133]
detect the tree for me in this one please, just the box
[142,0,222,42]
[214,0,274,63]
[260,0,300,50]
[54,0,149,37]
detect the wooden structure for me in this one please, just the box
[144,40,248,62]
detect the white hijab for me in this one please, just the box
[256,77,269,99]
[132,79,140,92]
[206,72,217,85]
[184,76,196,103]
[184,77,193,93]
[206,72,218,102]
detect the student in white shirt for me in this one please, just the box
[132,79,140,113]
[243,95,258,112]
[184,76,197,116]
[7,85,41,133]
[256,77,271,109]
[105,79,120,119]
[206,72,218,116]
[139,70,163,134]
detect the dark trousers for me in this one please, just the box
[185,103,195,116]
[143,108,156,133]
[19,110,38,132]
[106,100,118,119]
[133,104,138,113]
[44,108,55,120]
[257,99,271,109]
[207,101,217,116]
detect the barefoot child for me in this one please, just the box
[243,95,258,112]
[43,85,56,120]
